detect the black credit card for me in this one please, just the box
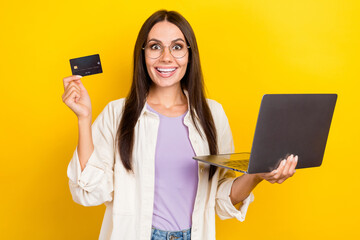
[69,54,103,76]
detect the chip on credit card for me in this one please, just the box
[69,54,103,76]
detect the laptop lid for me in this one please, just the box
[193,94,337,174]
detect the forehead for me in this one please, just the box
[147,21,185,43]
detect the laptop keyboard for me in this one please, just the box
[222,160,249,169]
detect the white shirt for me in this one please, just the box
[67,90,254,240]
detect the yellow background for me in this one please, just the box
[1,0,359,239]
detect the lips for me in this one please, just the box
[155,67,177,78]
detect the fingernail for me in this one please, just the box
[76,75,83,78]
[295,156,298,162]
[282,160,286,166]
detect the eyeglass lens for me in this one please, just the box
[144,42,189,59]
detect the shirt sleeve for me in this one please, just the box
[214,103,255,221]
[66,102,116,207]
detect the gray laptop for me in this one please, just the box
[193,94,337,174]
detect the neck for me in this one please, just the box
[147,83,187,109]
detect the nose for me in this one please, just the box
[159,46,173,62]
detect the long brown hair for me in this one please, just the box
[116,10,218,180]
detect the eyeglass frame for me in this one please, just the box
[142,39,191,59]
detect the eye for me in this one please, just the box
[150,44,162,50]
[172,44,183,51]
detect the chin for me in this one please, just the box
[151,76,182,88]
[154,81,180,88]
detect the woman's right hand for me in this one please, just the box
[62,75,92,120]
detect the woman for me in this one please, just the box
[63,10,297,240]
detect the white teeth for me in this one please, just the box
[156,68,176,72]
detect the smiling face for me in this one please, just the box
[144,21,189,89]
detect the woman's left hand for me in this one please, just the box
[255,154,298,184]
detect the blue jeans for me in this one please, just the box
[151,226,191,240]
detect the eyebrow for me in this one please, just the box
[146,38,186,44]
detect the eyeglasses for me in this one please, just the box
[142,41,190,59]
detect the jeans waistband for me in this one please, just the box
[151,226,191,240]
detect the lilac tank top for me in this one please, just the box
[146,102,198,231]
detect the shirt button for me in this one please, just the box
[200,168,204,173]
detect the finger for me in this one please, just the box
[281,154,294,177]
[277,178,285,184]
[265,169,278,178]
[63,88,80,103]
[74,78,87,91]
[66,81,81,92]
[63,84,81,99]
[260,159,289,182]
[63,75,83,91]
[288,155,298,176]
[275,155,298,183]
[262,170,283,182]
[258,168,279,182]
[63,88,80,104]
[272,159,287,179]
[63,90,81,104]
[62,91,79,106]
